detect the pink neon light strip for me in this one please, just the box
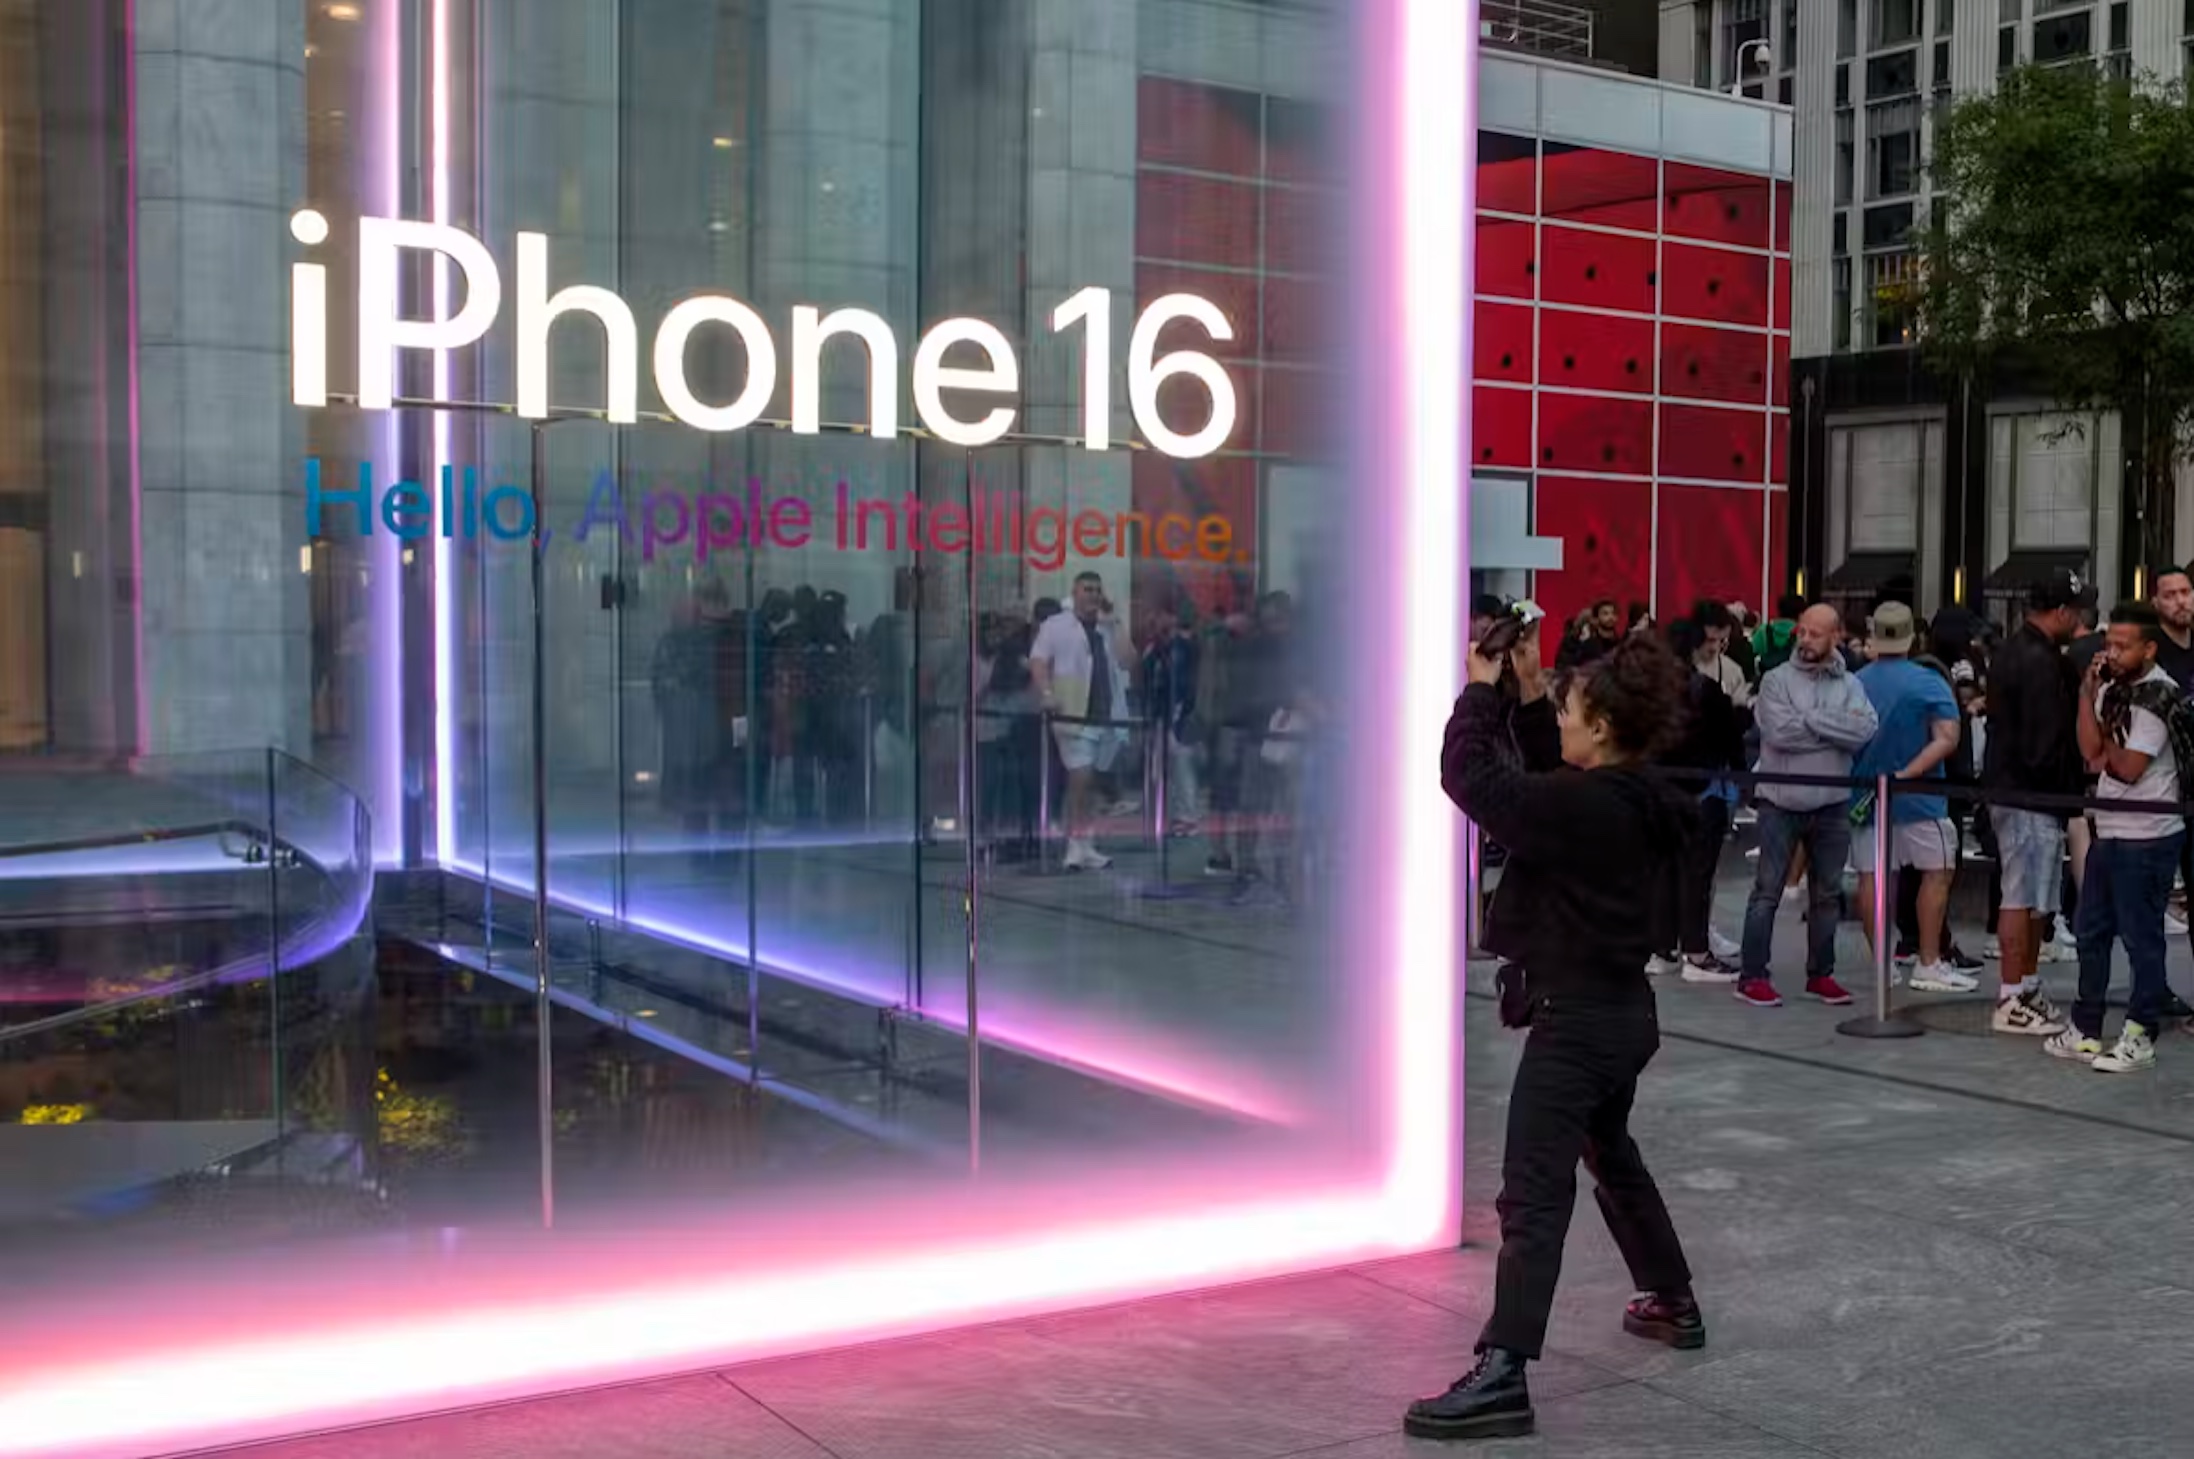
[0,4,1471,1453]
[430,0,456,868]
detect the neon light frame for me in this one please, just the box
[0,1,1471,1451]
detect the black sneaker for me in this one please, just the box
[1203,854,1235,878]
[2159,989,2194,1023]
[1947,945,1986,973]
[1404,1347,1534,1441]
[1622,1291,1706,1350]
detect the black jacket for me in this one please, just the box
[1442,685,1697,1002]
[1660,671,1744,781]
[1981,621,2081,800]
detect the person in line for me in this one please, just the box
[2045,604,2187,1071]
[1556,597,1621,670]
[1411,631,1700,1442]
[1849,603,1972,992]
[1691,600,1753,715]
[1982,569,2091,1036]
[1890,619,1986,975]
[1736,605,1878,1009]
[1722,601,1759,685]
[1651,618,1746,982]
[2145,566,2194,1021]
[1750,591,1804,679]
[1140,600,1203,835]
[1030,570,1136,871]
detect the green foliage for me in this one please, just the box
[1915,63,2194,471]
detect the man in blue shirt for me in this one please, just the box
[1851,602,1972,992]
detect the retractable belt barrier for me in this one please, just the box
[1470,765,2194,1043]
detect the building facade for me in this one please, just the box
[1471,51,1794,629]
[1660,0,2194,622]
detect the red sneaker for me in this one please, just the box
[1804,975,1854,1006]
[1732,978,1783,1009]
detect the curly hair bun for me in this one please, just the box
[1585,635,1691,759]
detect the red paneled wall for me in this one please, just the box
[1472,136,1791,632]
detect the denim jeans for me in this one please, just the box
[2072,831,2184,1039]
[1741,802,1851,986]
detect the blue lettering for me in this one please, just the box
[305,457,374,537]
[573,470,630,544]
[381,480,432,539]
[483,484,535,540]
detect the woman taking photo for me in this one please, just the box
[1406,627,1704,1442]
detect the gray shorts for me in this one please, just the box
[1990,805,2064,914]
[1850,816,1958,874]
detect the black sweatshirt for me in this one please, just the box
[1442,684,1697,1003]
[1981,621,2081,800]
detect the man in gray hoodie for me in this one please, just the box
[1737,604,1880,1008]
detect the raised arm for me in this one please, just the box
[1441,684,1596,862]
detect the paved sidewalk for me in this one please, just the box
[226,968,2194,1459]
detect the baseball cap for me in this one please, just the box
[1868,601,1916,655]
[2026,567,2098,613]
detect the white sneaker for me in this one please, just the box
[1680,953,1741,984]
[2038,936,2079,965]
[1992,989,2068,1036]
[1646,953,1684,977]
[2169,906,2189,936]
[1708,927,1742,961]
[1732,807,1758,828]
[2043,1029,2103,1064]
[1981,937,2002,960]
[1063,840,1112,871]
[1781,884,1803,905]
[2092,1022,2157,1073]
[1907,960,1978,994]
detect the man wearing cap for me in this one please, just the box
[1981,568,2092,1035]
[1850,603,1970,992]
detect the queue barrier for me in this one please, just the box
[1468,764,2194,1043]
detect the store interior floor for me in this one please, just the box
[216,940,2194,1459]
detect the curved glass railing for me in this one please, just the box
[0,749,375,1250]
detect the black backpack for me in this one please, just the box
[2112,678,2194,790]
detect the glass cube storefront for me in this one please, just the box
[0,3,1465,1453]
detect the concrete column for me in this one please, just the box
[134,0,310,757]
[2131,0,2185,83]
[1789,0,1839,358]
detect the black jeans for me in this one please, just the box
[1678,795,1730,956]
[1480,995,1692,1358]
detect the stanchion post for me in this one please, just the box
[1035,709,1054,874]
[861,690,874,830]
[1463,817,1483,954]
[1154,718,1172,886]
[1837,770,1926,1039]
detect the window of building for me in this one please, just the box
[1863,199,1916,249]
[1867,100,1921,198]
[2000,24,2018,70]
[1835,211,1850,254]
[2109,2,2129,52]
[1836,110,1856,205]
[1867,47,1920,97]
[1784,0,1800,65]
[1838,62,1853,104]
[1780,74,1794,104]
[1695,3,1714,87]
[1841,0,1860,57]
[1868,251,1920,347]
[1934,39,1951,88]
[1834,257,1854,352]
[2035,10,2093,64]
[2001,0,2024,19]
[1938,0,1955,35]
[1722,0,1767,86]
[1873,0,1921,47]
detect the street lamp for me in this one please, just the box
[1731,38,1773,96]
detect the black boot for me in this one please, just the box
[1403,1346,1533,1440]
[1622,1290,1706,1350]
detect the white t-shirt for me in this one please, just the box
[1030,611,1128,724]
[2093,666,2183,842]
